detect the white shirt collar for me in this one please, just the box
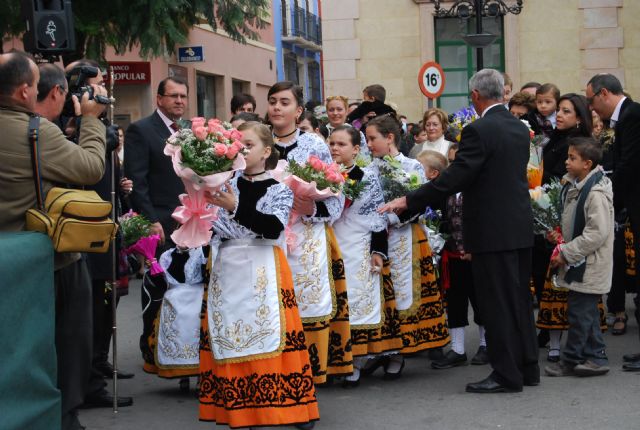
[481,103,503,117]
[546,111,557,128]
[610,96,627,127]
[156,108,178,133]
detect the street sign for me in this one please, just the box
[418,61,446,99]
[178,46,204,63]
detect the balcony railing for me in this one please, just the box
[282,6,322,49]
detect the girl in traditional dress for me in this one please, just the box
[364,115,449,378]
[329,125,403,387]
[199,122,319,429]
[267,81,353,384]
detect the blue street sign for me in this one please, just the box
[178,46,204,63]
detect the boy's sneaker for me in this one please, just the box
[544,361,576,377]
[573,360,609,377]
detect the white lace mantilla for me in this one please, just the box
[156,248,206,368]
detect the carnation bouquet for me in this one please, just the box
[164,117,247,248]
[119,210,163,275]
[529,179,563,235]
[374,155,422,202]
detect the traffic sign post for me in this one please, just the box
[418,61,445,109]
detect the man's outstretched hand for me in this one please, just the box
[377,196,408,215]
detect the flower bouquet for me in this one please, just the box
[523,119,549,189]
[272,155,344,246]
[448,106,478,142]
[342,173,367,209]
[119,210,163,275]
[164,117,247,248]
[374,155,422,202]
[422,207,447,256]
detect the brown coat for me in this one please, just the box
[0,106,106,267]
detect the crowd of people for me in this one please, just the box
[1,48,640,430]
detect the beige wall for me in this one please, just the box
[322,0,640,121]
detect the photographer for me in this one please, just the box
[0,51,106,430]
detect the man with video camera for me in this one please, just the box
[0,51,108,430]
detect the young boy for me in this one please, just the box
[529,83,560,138]
[545,137,614,377]
[416,149,448,181]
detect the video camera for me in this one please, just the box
[62,65,111,117]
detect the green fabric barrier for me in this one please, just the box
[0,232,61,430]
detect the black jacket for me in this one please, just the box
[124,111,183,223]
[612,98,640,215]
[406,105,533,253]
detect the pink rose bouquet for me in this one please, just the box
[164,118,247,248]
[272,156,344,247]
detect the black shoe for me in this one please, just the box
[342,378,360,388]
[360,356,387,376]
[471,346,489,365]
[623,352,640,362]
[295,421,316,430]
[428,347,445,361]
[95,361,135,379]
[466,375,522,393]
[622,359,640,371]
[547,349,561,363]
[383,356,405,380]
[537,329,550,348]
[179,377,190,393]
[431,350,467,370]
[81,391,133,408]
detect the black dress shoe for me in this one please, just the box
[471,346,489,365]
[623,352,640,362]
[465,376,522,393]
[95,361,135,379]
[360,356,387,376]
[81,391,134,408]
[622,359,640,371]
[431,350,467,369]
[383,356,405,380]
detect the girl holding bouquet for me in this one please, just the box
[364,115,449,378]
[329,126,403,387]
[199,121,319,429]
[267,81,353,385]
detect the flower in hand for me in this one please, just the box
[293,195,315,216]
[206,181,237,212]
[549,251,567,269]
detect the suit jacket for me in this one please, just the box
[612,98,640,216]
[406,105,533,253]
[124,111,183,224]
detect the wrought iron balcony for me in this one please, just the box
[281,5,322,51]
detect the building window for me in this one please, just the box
[435,16,504,114]
[308,61,321,103]
[281,0,288,36]
[197,73,217,118]
[232,79,248,96]
[284,53,299,84]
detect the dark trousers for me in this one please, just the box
[607,226,632,313]
[54,259,93,429]
[472,248,539,390]
[446,258,481,328]
[563,291,608,366]
[531,235,552,303]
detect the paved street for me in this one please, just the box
[83,279,640,430]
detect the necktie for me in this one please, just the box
[170,122,180,132]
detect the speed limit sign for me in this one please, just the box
[418,61,446,99]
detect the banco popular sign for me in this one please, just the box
[105,62,151,85]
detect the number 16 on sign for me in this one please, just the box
[418,61,445,108]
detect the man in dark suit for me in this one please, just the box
[124,77,187,371]
[380,69,539,392]
[124,76,188,247]
[586,74,640,371]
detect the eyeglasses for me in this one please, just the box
[160,93,188,100]
[586,90,602,105]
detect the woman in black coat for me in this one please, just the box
[542,93,593,184]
